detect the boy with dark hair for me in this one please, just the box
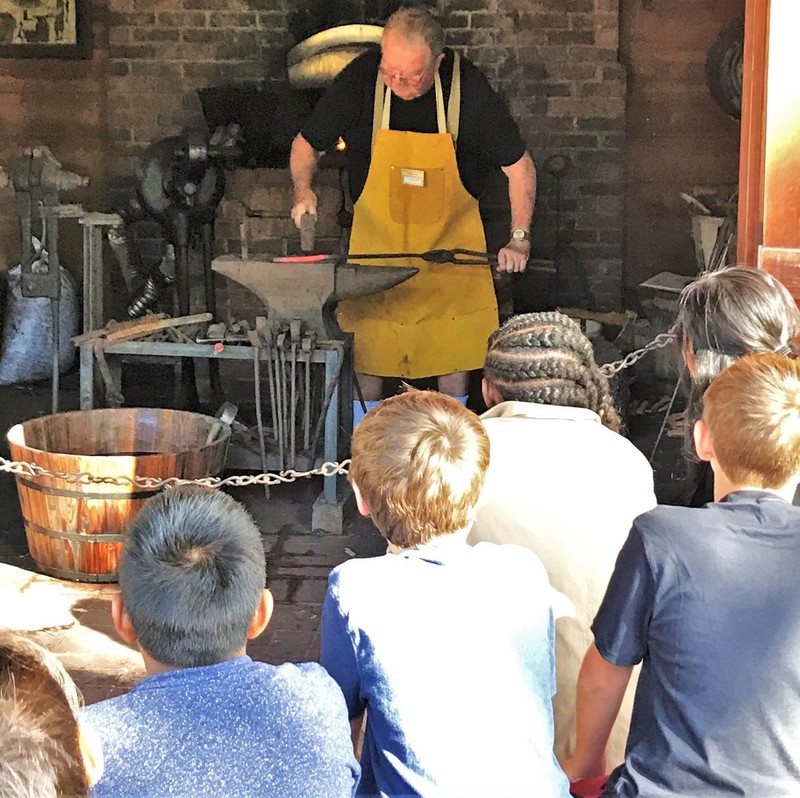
[83,486,359,798]
[564,354,800,796]
[321,390,571,798]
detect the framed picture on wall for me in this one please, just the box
[0,0,91,59]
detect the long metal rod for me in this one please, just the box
[252,345,269,499]
[290,338,297,468]
[265,340,278,441]
[303,349,311,451]
[649,372,683,464]
[279,344,289,470]
[275,248,498,266]
[47,213,61,414]
[273,348,284,468]
[51,297,60,414]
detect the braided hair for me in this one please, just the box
[484,311,622,432]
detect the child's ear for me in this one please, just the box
[352,482,371,517]
[693,417,715,463]
[111,592,138,646]
[247,589,274,640]
[481,378,503,409]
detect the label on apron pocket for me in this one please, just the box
[401,168,425,187]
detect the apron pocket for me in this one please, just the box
[389,165,445,225]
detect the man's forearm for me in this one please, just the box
[290,133,320,196]
[502,151,536,231]
[567,643,633,779]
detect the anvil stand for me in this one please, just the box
[171,212,221,408]
[210,254,418,533]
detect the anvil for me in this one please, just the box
[212,254,418,339]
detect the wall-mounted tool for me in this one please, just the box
[7,146,88,413]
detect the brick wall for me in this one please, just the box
[105,0,293,178]
[0,0,110,276]
[620,0,743,294]
[0,0,740,317]
[437,0,627,310]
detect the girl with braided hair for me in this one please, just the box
[469,311,656,777]
[482,311,622,432]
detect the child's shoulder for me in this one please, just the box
[468,539,549,575]
[630,503,709,545]
[268,661,348,703]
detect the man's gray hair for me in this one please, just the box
[384,5,445,59]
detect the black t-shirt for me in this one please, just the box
[301,48,526,202]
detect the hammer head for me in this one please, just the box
[211,255,418,339]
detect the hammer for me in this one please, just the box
[300,211,316,253]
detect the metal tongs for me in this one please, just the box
[273,248,498,266]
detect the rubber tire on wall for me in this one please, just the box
[705,17,744,120]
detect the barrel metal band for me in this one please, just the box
[17,476,157,502]
[36,562,119,583]
[25,519,126,544]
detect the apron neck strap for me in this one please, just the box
[372,55,456,148]
[447,51,461,146]
[372,70,385,149]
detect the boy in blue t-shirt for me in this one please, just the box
[83,486,359,798]
[565,354,800,796]
[321,390,571,798]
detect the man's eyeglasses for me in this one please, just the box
[379,63,430,86]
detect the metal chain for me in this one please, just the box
[0,331,680,489]
[0,456,350,490]
[600,328,678,376]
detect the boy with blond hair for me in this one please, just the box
[564,354,800,796]
[321,390,571,798]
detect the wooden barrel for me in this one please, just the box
[6,408,231,583]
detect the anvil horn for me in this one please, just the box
[211,255,418,339]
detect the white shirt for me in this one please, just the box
[469,401,657,767]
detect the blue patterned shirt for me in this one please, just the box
[83,656,359,797]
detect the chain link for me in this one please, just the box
[600,328,678,376]
[0,456,350,490]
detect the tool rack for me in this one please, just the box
[77,338,350,510]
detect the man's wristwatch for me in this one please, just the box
[511,228,530,242]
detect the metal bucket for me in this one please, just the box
[6,408,230,583]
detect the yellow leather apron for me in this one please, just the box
[337,53,498,378]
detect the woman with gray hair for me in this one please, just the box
[675,265,800,505]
